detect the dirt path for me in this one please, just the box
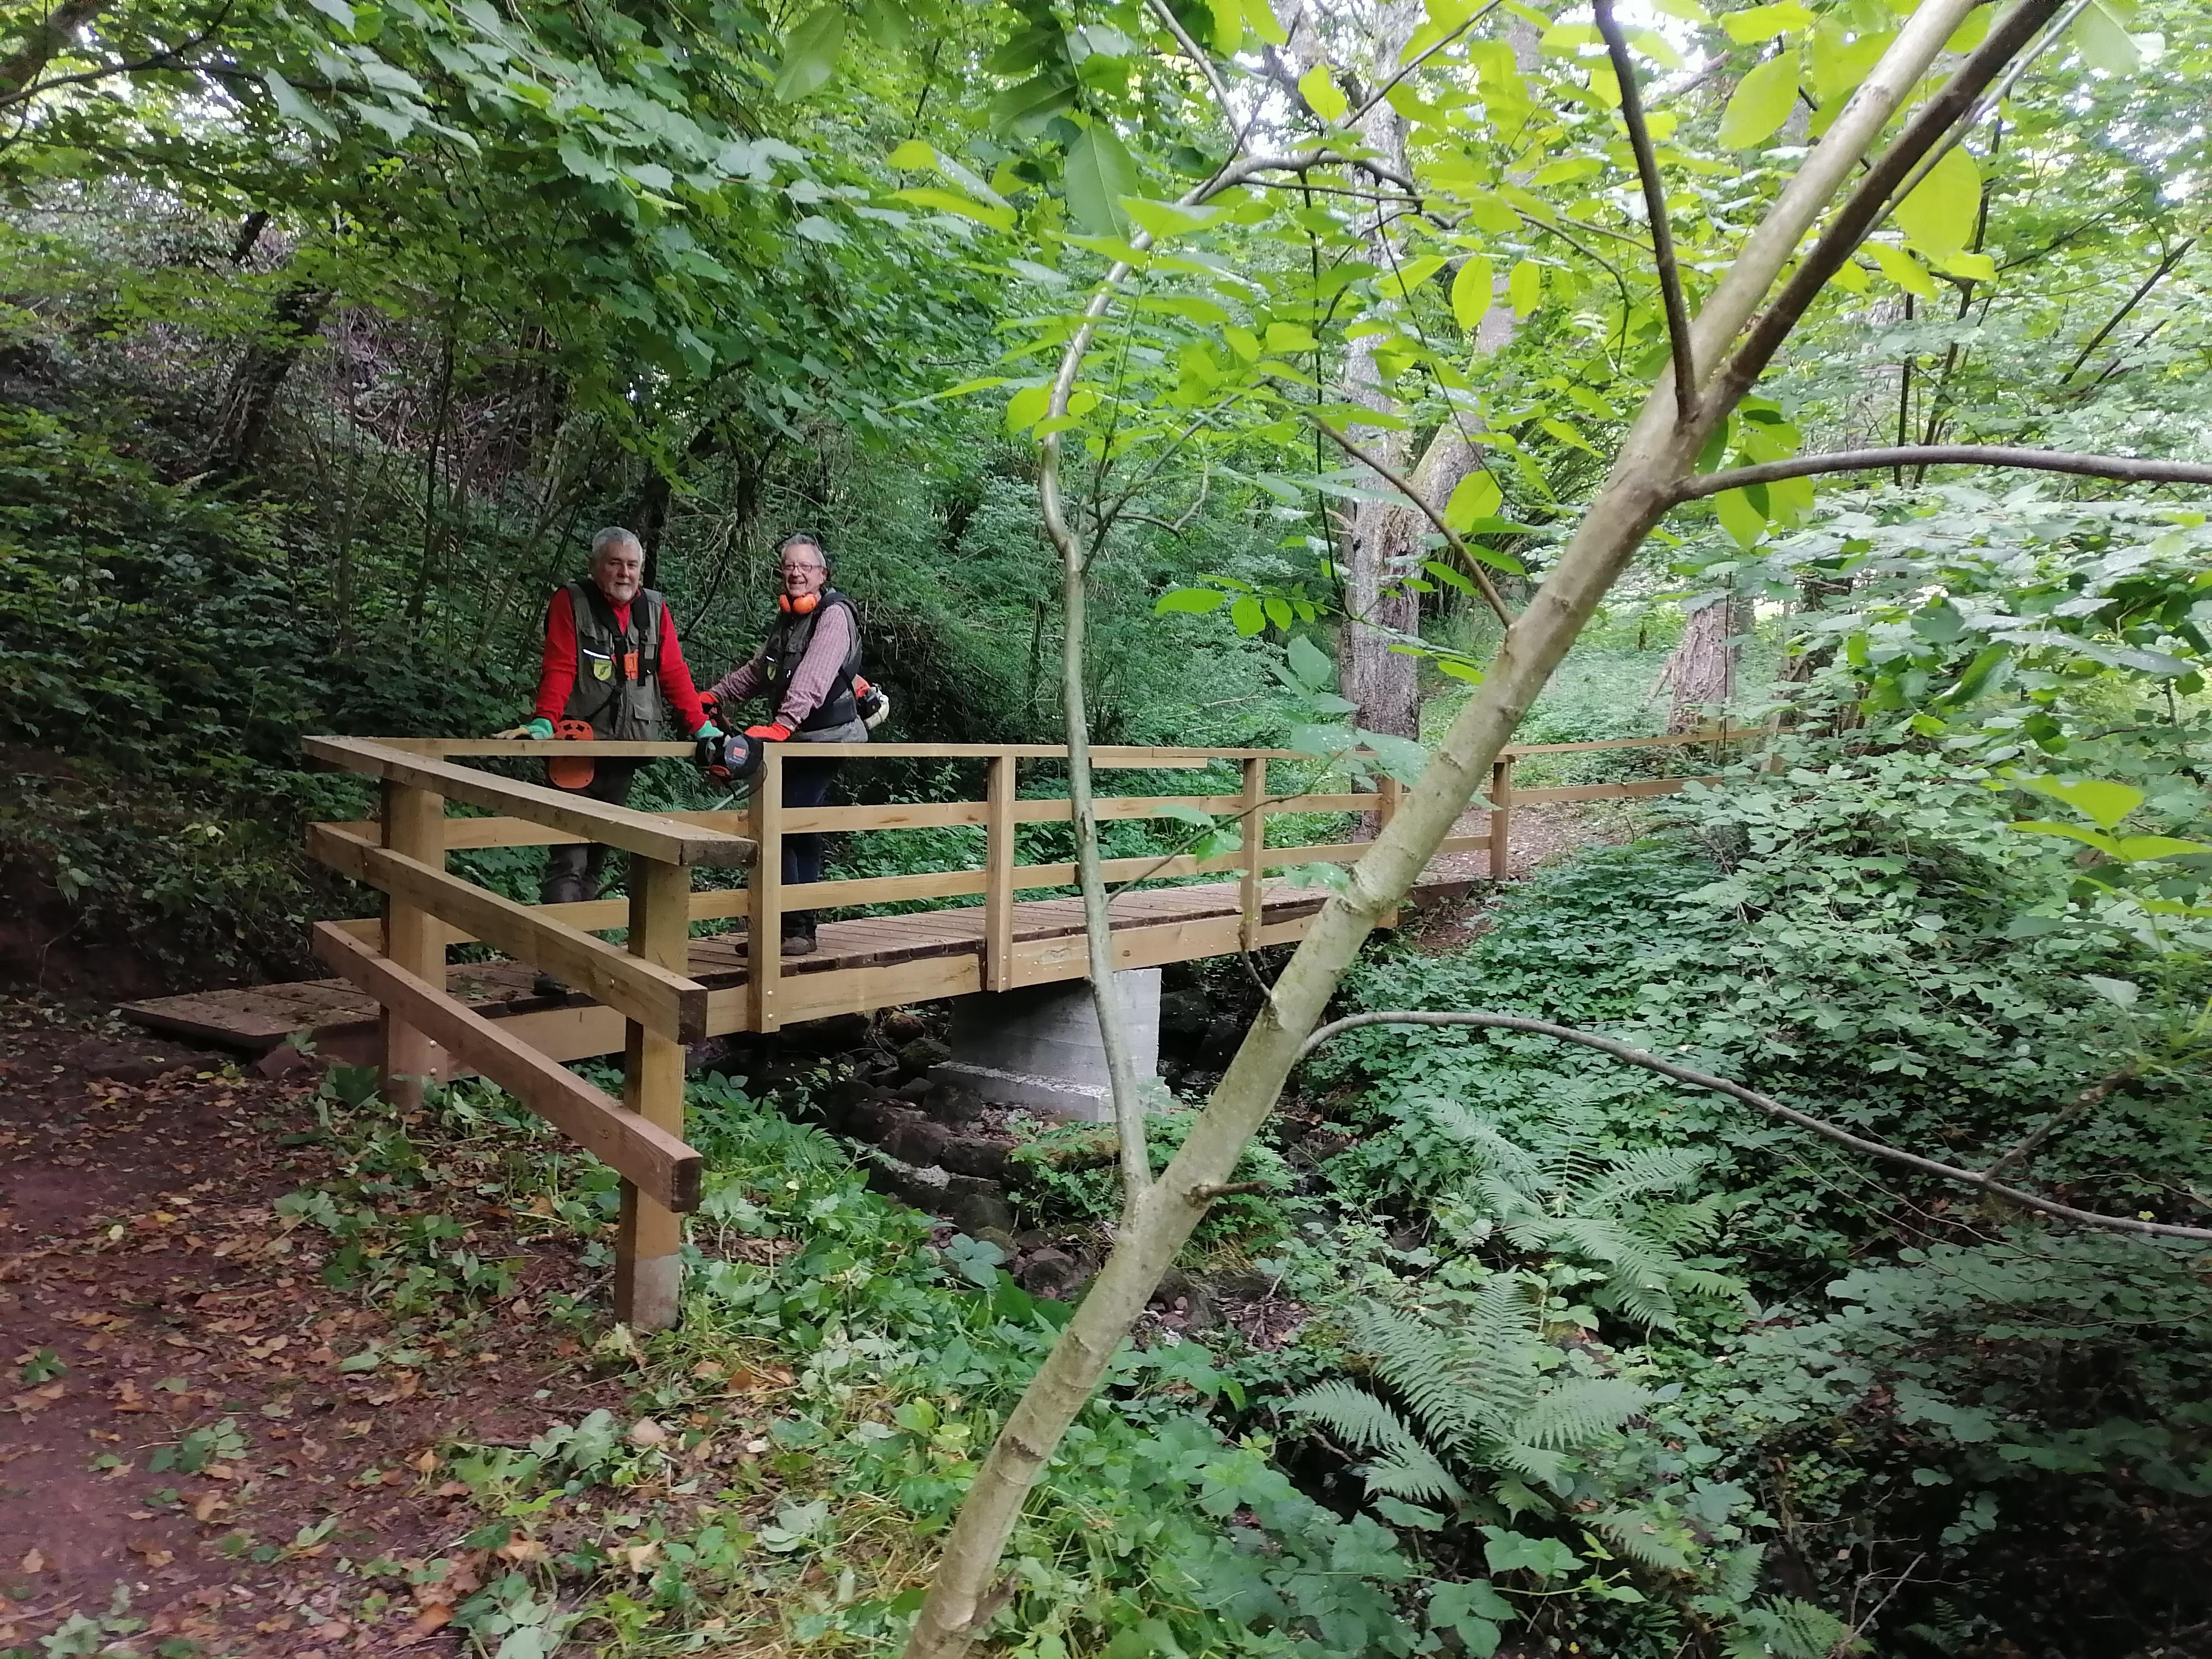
[0,1002,628,1656]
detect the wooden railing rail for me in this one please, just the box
[299,723,1757,1331]
[301,733,749,1332]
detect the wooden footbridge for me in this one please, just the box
[121,731,1743,1328]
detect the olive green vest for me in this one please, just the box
[560,582,666,740]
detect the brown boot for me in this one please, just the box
[780,932,817,957]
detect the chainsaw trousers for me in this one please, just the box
[778,752,842,938]
[540,761,640,906]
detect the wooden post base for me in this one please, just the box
[613,1191,683,1331]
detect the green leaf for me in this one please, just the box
[1299,64,1350,123]
[1721,1,1814,43]
[1864,241,1936,299]
[1357,729,1429,785]
[1121,197,1218,241]
[1507,258,1542,317]
[1005,383,1052,432]
[2008,821,2122,855]
[1206,0,1243,53]
[1444,469,1503,533]
[2020,775,2143,831]
[1717,46,1799,148]
[1245,0,1288,46]
[1380,254,1447,298]
[1451,254,1495,330]
[773,8,847,101]
[887,138,935,169]
[2114,834,2212,862]
[263,70,338,139]
[304,0,358,30]
[1714,487,1768,549]
[1155,588,1227,615]
[1065,126,1138,236]
[1896,144,1979,263]
[2082,974,2138,1008]
[893,188,1015,232]
[2073,0,2140,71]
[1230,594,1266,635]
[992,71,1078,137]
[1286,634,1335,690]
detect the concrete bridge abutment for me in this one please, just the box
[936,969,1161,1122]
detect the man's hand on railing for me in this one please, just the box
[492,717,557,740]
[745,723,791,743]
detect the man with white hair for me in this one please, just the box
[497,527,721,990]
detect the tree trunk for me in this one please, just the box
[1340,11,1536,740]
[900,3,1997,1651]
[0,0,110,101]
[208,280,330,481]
[1659,589,1745,730]
[1333,0,1423,742]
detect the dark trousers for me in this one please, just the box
[540,761,638,905]
[779,751,842,937]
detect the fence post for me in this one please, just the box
[1488,757,1513,882]
[379,779,445,1110]
[614,853,689,1331]
[1239,755,1265,952]
[985,753,1016,991]
[747,743,782,1032]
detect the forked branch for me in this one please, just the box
[1593,0,1696,425]
[1300,1013,2207,1244]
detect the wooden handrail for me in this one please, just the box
[304,737,754,867]
[308,826,711,1041]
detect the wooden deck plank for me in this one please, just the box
[123,873,1436,1054]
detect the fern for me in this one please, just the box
[1282,1380,1468,1503]
[1514,1375,1646,1450]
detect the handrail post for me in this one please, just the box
[1488,757,1513,883]
[379,779,445,1110]
[615,854,689,1331]
[1239,756,1265,952]
[985,753,1016,991]
[748,744,782,1032]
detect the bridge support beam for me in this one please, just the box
[937,969,1161,1123]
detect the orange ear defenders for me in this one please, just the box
[776,591,821,615]
[546,718,597,790]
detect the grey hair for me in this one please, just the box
[591,526,643,559]
[776,531,826,566]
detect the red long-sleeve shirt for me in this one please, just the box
[533,591,708,734]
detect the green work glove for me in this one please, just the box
[694,719,724,742]
[523,716,556,740]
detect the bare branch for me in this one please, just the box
[2058,239,2195,388]
[1302,410,1515,625]
[1299,1012,2211,1244]
[1676,445,2212,500]
[1984,1065,2138,1180]
[1345,1,1499,128]
[1146,0,1239,143]
[1593,0,1696,424]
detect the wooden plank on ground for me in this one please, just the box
[303,736,753,867]
[311,923,701,1211]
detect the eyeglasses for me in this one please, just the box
[780,564,823,576]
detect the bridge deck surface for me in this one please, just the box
[121,875,1467,1058]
